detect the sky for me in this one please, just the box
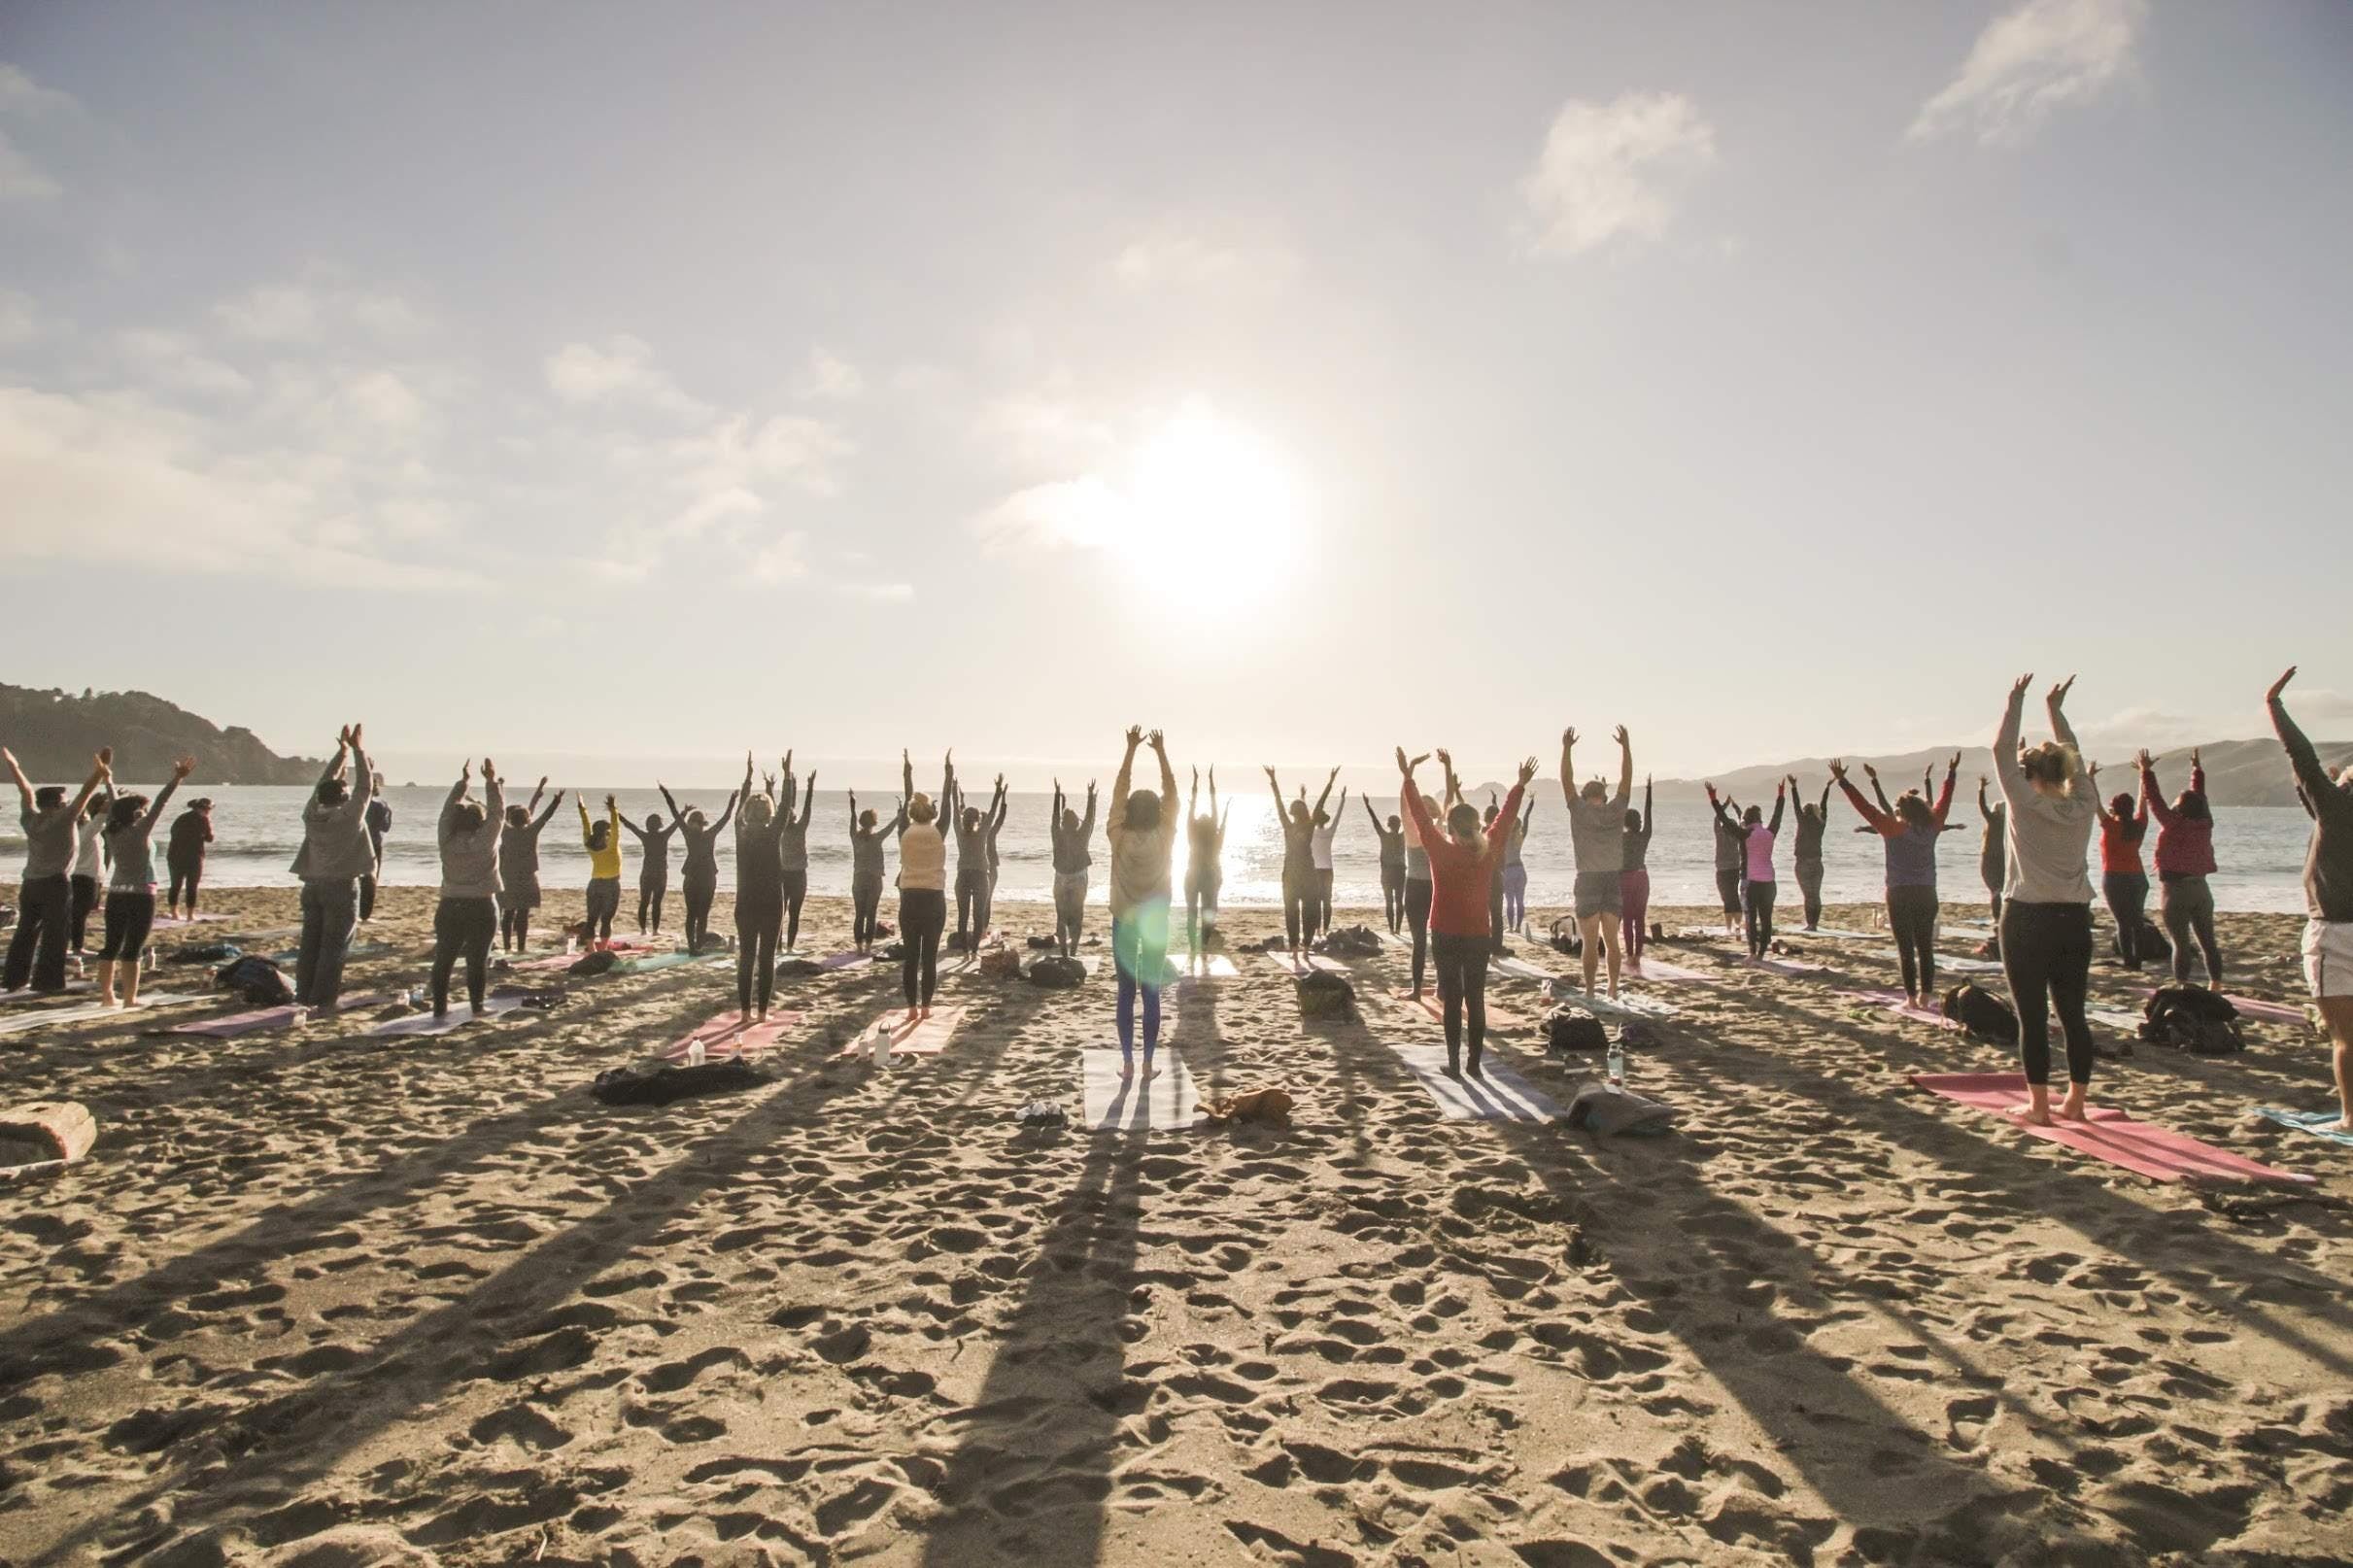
[3,0,2350,788]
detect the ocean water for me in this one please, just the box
[8,787,2318,915]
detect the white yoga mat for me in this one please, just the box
[1390,1044,1564,1121]
[1544,985,1679,1021]
[1081,1047,1201,1131]
[1491,954,1552,983]
[1802,927,1882,943]
[0,993,198,1038]
[1627,957,1712,984]
[1169,953,1240,979]
[1263,951,1347,975]
[369,990,536,1038]
[1926,952,2006,974]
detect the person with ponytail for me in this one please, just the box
[2139,747,2225,988]
[1994,674,2101,1127]
[95,755,193,1007]
[1835,754,1959,1006]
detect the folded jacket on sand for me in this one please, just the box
[1909,1072,2313,1184]
[1081,1047,1200,1131]
[1568,1083,1678,1137]
[2250,1108,2353,1148]
[1390,1044,1562,1122]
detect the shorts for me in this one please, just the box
[2304,919,2353,1000]
[1574,870,1622,919]
[1715,867,1743,915]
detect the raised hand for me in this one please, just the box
[2010,673,2034,702]
[337,725,353,748]
[1395,746,1415,774]
[172,755,195,780]
[1435,747,1452,772]
[1517,756,1539,786]
[1125,726,1143,748]
[2048,675,2075,707]
[2136,749,2154,770]
[350,724,363,751]
[1149,732,1166,752]
[483,757,496,781]
[782,749,794,775]
[1862,763,1879,780]
[1947,751,1961,771]
[1613,725,1629,748]
[1561,728,1578,750]
[604,793,617,811]
[2087,761,2101,781]
[460,758,472,779]
[2269,666,2298,703]
[1829,759,1848,780]
[2191,746,2202,768]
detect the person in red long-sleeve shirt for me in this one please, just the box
[2087,762,2152,970]
[1398,747,1535,1078]
[2138,747,2223,987]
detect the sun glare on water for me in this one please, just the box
[1120,405,1307,611]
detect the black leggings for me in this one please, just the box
[1795,858,1823,929]
[1405,879,1433,993]
[1431,932,1490,1072]
[683,878,716,955]
[1744,878,1777,958]
[585,877,620,943]
[782,869,808,951]
[955,868,987,948]
[637,878,665,935]
[2101,872,2149,968]
[1888,884,1939,998]
[853,875,882,948]
[430,897,496,1013]
[358,872,379,923]
[2001,901,2095,1087]
[1486,869,1505,952]
[736,888,782,1014]
[1381,870,1404,934]
[2,875,72,992]
[901,888,946,1006]
[70,876,99,954]
[97,890,156,966]
[2160,872,2223,988]
[167,862,200,916]
[500,903,530,951]
[1283,871,1313,951]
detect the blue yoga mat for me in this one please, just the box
[2252,1108,2353,1148]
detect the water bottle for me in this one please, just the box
[686,1039,705,1068]
[1605,1038,1626,1093]
[871,1022,894,1068]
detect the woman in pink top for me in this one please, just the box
[2138,748,2223,988]
[1708,782,1784,961]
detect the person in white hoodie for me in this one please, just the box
[430,759,506,1019]
[1993,675,2101,1128]
[290,724,376,1013]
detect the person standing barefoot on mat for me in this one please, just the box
[895,749,956,1022]
[2139,747,2225,988]
[848,789,897,954]
[730,753,792,1022]
[95,754,192,1008]
[1266,765,1336,960]
[1712,779,1784,961]
[1621,776,1655,965]
[497,779,563,953]
[1788,775,1830,931]
[2269,667,2353,1132]
[1107,728,1179,1078]
[1400,772,1438,1001]
[619,803,678,937]
[1834,755,1957,1006]
[1185,768,1231,970]
[1049,778,1098,960]
[2,748,109,996]
[1994,674,2101,1127]
[430,759,504,1020]
[772,757,819,954]
[662,780,737,957]
[1400,748,1533,1078]
[290,726,375,1013]
[165,794,214,922]
[1311,786,1346,945]
[1709,793,1746,937]
[576,796,625,946]
[1366,794,1407,936]
[1560,726,1634,998]
[2088,765,2150,970]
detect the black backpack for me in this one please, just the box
[1546,1006,1609,1054]
[213,955,293,1007]
[1296,969,1356,1021]
[2136,921,2173,966]
[592,1059,764,1106]
[169,941,242,966]
[1316,925,1382,958]
[1549,918,1584,957]
[1028,955,1086,989]
[568,949,618,977]
[773,957,825,979]
[1941,981,2019,1045]
[2140,985,2243,1055]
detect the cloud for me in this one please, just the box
[793,347,863,401]
[543,334,713,420]
[0,130,58,200]
[214,285,321,342]
[835,580,914,603]
[672,412,852,499]
[0,63,74,200]
[114,330,254,397]
[214,279,430,343]
[0,288,41,348]
[0,386,482,592]
[1518,91,1717,257]
[1910,0,2145,147]
[973,393,1117,473]
[969,476,1130,554]
[747,531,809,583]
[0,64,78,119]
[1111,234,1300,290]
[664,484,763,538]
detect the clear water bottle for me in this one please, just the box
[1605,1038,1626,1093]
[685,1039,706,1068]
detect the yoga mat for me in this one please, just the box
[2224,995,2310,1027]
[1264,951,1347,976]
[1390,1044,1564,1121]
[153,912,229,928]
[1927,952,2006,975]
[0,983,94,1008]
[1803,927,1883,943]
[1540,982,1678,1021]
[1909,1072,2314,1185]
[609,950,703,976]
[1749,956,1830,977]
[1851,989,1961,1031]
[266,940,394,966]
[663,1011,801,1064]
[1169,954,1240,979]
[166,991,392,1039]
[0,993,198,1038]
[2251,1108,2353,1148]
[840,1006,968,1060]
[1081,1048,1200,1131]
[2089,1008,2144,1033]
[368,989,536,1039]
[1389,988,1524,1030]
[1492,954,1553,983]
[1627,956,1713,985]
[820,951,871,971]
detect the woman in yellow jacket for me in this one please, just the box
[579,795,624,945]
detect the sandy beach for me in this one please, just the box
[0,886,2347,1566]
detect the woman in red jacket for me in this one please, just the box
[1398,747,1536,1079]
[2139,748,2223,987]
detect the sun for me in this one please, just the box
[1117,404,1306,610]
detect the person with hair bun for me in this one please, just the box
[1994,674,2101,1127]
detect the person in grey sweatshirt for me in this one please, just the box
[95,754,194,1007]
[431,759,505,1018]
[3,747,111,994]
[1993,675,2100,1127]
[290,724,377,1012]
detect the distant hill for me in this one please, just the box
[0,685,324,786]
[1647,736,2351,811]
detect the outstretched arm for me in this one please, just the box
[901,750,915,804]
[2269,668,2342,811]
[532,789,564,832]
[1977,777,1995,824]
[800,772,818,829]
[1557,729,1576,809]
[1994,674,2030,804]
[527,776,548,816]
[1614,726,1633,808]
[577,797,593,844]
[1832,763,1895,834]
[1362,794,1382,835]
[1865,766,1894,818]
[1396,750,1439,844]
[1641,776,1655,846]
[1706,785,1734,832]
[144,761,190,832]
[1767,785,1786,835]
[2046,675,2082,754]
[1311,767,1338,823]
[1080,783,1098,839]
[989,777,1007,831]
[0,748,31,810]
[1929,761,1957,826]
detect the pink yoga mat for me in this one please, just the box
[837,1006,968,1058]
[1853,989,1961,1031]
[663,1010,801,1063]
[1909,1072,2313,1185]
[169,991,391,1038]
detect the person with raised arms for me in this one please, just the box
[661,779,737,957]
[290,725,376,1013]
[1786,775,1832,932]
[772,755,820,954]
[1559,726,1634,998]
[2268,666,2353,1133]
[1834,754,1959,1006]
[1049,777,1099,960]
[2138,746,2225,989]
[1993,675,2100,1127]
[1,747,109,996]
[1364,793,1408,937]
[1266,764,1337,960]
[165,793,215,922]
[1975,777,2007,943]
[2087,764,2150,971]
[948,772,1006,953]
[94,753,193,1008]
[576,795,625,947]
[1310,784,1347,944]
[1500,793,1536,939]
[430,759,505,1020]
[67,769,113,962]
[1709,790,1747,937]
[496,779,563,953]
[1621,776,1655,965]
[1400,747,1535,1078]
[1107,728,1180,1078]
[1185,767,1232,968]
[846,788,898,955]
[894,748,957,1021]
[618,801,678,938]
[729,754,793,1022]
[1711,778,1785,961]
